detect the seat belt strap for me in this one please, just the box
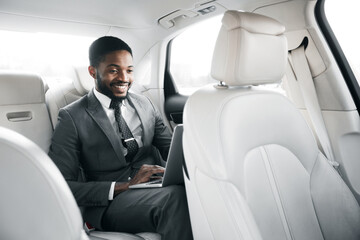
[289,42,340,173]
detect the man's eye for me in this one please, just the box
[109,69,118,74]
[127,69,133,73]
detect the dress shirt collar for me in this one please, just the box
[93,87,126,108]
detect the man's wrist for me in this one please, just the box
[114,182,130,197]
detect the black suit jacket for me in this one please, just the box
[48,89,172,229]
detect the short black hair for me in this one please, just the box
[89,36,133,67]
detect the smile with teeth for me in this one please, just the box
[111,81,129,90]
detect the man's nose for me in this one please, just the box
[117,71,129,81]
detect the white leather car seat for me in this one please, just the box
[46,66,94,128]
[182,10,360,240]
[0,126,88,240]
[0,126,161,240]
[0,71,53,152]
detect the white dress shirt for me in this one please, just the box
[93,88,143,200]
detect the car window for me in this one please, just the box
[0,30,94,85]
[325,0,360,84]
[169,16,222,95]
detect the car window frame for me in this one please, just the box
[315,0,360,115]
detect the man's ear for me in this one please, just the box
[88,66,96,79]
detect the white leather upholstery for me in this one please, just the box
[183,11,360,240]
[74,66,95,95]
[89,232,160,240]
[0,71,53,152]
[0,126,89,240]
[46,66,94,128]
[211,11,287,86]
[89,232,144,240]
[0,126,161,240]
[134,232,161,240]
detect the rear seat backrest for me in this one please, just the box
[74,66,94,95]
[0,71,53,152]
[46,66,94,128]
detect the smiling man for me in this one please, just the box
[48,36,193,240]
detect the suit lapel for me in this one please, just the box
[85,90,126,164]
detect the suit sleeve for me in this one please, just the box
[149,100,172,161]
[48,108,111,207]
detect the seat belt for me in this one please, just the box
[289,38,341,174]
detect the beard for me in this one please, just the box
[95,71,128,101]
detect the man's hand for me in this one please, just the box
[129,164,165,186]
[114,164,165,196]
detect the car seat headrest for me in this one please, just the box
[0,71,45,105]
[73,66,94,95]
[211,11,287,86]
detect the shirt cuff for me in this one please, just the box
[108,182,116,200]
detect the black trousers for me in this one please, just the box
[102,185,193,240]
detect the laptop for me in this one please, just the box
[129,124,184,189]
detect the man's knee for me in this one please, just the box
[163,185,187,204]
[157,185,189,219]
